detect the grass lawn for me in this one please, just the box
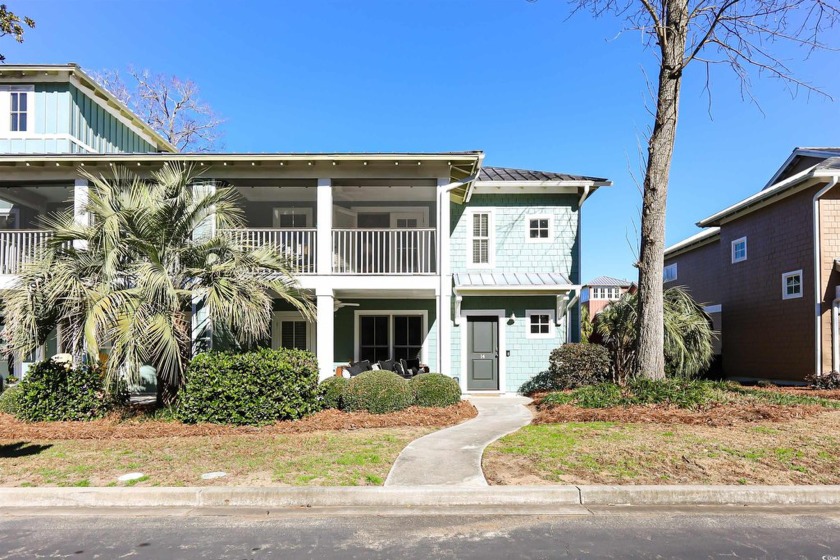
[484,412,840,485]
[0,427,434,487]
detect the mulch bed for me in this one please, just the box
[533,403,828,426]
[0,401,477,441]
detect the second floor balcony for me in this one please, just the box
[0,227,438,276]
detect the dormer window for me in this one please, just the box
[1,85,34,134]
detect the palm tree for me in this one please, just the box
[2,163,313,403]
[594,286,714,382]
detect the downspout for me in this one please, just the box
[578,185,591,208]
[813,175,840,376]
[562,292,581,343]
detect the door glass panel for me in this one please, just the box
[360,316,389,362]
[393,315,422,361]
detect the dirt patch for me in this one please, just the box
[533,403,827,426]
[0,401,476,441]
[484,411,840,485]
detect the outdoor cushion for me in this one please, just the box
[378,359,395,372]
[345,361,371,377]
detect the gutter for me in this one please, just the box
[813,175,840,375]
[578,185,591,208]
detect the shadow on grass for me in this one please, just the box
[0,442,53,458]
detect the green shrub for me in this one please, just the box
[14,359,123,421]
[548,343,611,389]
[343,370,414,414]
[175,347,320,425]
[319,376,349,410]
[0,383,22,415]
[543,383,623,408]
[519,370,563,395]
[409,373,461,407]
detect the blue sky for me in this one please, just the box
[9,0,839,282]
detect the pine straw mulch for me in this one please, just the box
[532,403,827,426]
[529,388,840,426]
[0,401,476,441]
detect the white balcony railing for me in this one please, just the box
[220,228,317,274]
[0,230,52,275]
[332,228,436,274]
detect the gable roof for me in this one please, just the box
[479,166,609,184]
[763,147,840,189]
[698,157,840,227]
[0,63,176,153]
[585,276,632,287]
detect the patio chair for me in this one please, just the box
[377,359,395,373]
[345,360,372,377]
[399,358,420,378]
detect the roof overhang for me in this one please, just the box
[664,227,721,259]
[0,64,177,153]
[471,178,612,198]
[698,166,840,228]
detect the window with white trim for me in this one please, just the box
[357,313,426,363]
[468,210,493,267]
[663,263,678,282]
[592,287,621,300]
[526,215,552,243]
[526,309,555,339]
[731,237,747,263]
[0,85,34,134]
[782,270,803,300]
[271,312,313,352]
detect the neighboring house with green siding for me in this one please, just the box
[0,63,611,393]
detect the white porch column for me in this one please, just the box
[72,179,89,250]
[192,181,216,354]
[437,177,453,376]
[316,287,335,380]
[316,178,332,275]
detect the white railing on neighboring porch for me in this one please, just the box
[0,230,53,275]
[332,228,436,274]
[220,228,317,274]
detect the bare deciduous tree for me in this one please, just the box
[93,68,224,152]
[0,4,34,62]
[564,0,839,378]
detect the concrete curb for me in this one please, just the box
[2,485,840,509]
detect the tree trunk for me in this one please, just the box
[636,0,689,380]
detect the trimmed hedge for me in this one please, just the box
[176,348,320,425]
[13,359,123,421]
[548,343,611,389]
[319,376,349,410]
[409,373,461,407]
[0,383,22,416]
[343,370,413,414]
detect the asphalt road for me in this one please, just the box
[1,506,840,559]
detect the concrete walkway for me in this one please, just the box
[384,396,533,487]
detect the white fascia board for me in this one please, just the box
[697,167,824,227]
[0,153,482,166]
[474,179,612,189]
[664,227,721,258]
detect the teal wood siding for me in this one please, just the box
[450,193,580,280]
[449,193,580,391]
[452,296,566,392]
[69,85,155,153]
[333,299,437,370]
[0,84,72,153]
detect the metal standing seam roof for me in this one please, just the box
[585,276,632,287]
[478,166,609,184]
[453,272,573,289]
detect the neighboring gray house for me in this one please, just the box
[0,64,612,393]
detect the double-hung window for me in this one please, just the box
[469,210,493,267]
[731,237,747,263]
[1,85,33,134]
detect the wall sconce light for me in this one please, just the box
[508,312,516,324]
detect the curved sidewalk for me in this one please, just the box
[384,396,533,487]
